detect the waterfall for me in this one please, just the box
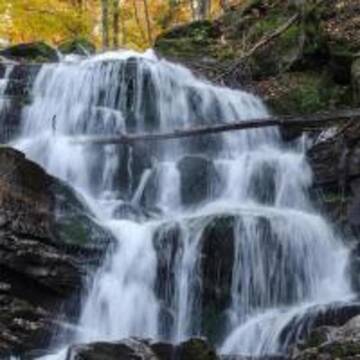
[9,50,353,358]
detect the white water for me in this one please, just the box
[0,63,14,118]
[5,50,353,358]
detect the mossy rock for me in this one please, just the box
[157,20,221,41]
[51,179,113,250]
[58,38,96,56]
[247,5,329,79]
[177,338,218,360]
[0,42,59,62]
[155,20,229,63]
[264,71,352,115]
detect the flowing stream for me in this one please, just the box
[4,50,354,357]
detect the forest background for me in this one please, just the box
[0,0,239,50]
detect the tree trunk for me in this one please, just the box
[133,0,147,43]
[197,0,210,19]
[189,0,197,20]
[112,0,120,48]
[72,108,360,145]
[101,0,110,49]
[142,0,153,46]
[220,0,229,11]
[120,7,128,46]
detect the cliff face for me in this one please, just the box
[0,147,113,357]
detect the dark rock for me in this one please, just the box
[153,221,183,337]
[8,63,41,82]
[0,147,112,357]
[177,155,220,207]
[352,58,360,106]
[200,215,235,341]
[67,337,218,360]
[280,302,360,353]
[0,97,24,142]
[176,337,218,360]
[293,313,360,359]
[67,338,157,360]
[153,215,234,340]
[0,42,59,63]
[248,161,277,205]
[307,120,360,236]
[0,294,57,356]
[117,143,153,201]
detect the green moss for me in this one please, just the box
[0,42,58,62]
[178,338,218,360]
[154,20,224,61]
[57,218,89,246]
[156,38,204,59]
[51,179,112,248]
[321,340,360,357]
[268,72,352,115]
[201,305,227,345]
[157,20,218,41]
[58,37,96,55]
[251,12,287,39]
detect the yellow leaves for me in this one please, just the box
[0,0,97,45]
[0,0,239,50]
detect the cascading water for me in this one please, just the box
[8,50,354,358]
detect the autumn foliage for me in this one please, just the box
[0,0,239,50]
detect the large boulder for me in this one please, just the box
[58,38,96,56]
[154,211,317,343]
[293,313,360,359]
[67,337,218,360]
[0,42,59,63]
[0,147,112,357]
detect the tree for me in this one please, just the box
[0,0,239,51]
[197,0,210,19]
[101,0,110,49]
[220,0,229,11]
[112,0,121,48]
[142,0,153,45]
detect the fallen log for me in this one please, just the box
[72,108,360,145]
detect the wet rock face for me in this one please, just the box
[200,215,235,341]
[177,155,221,207]
[153,215,234,340]
[307,122,360,233]
[0,62,41,142]
[352,58,360,106]
[293,314,360,359]
[0,147,112,357]
[67,337,218,360]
